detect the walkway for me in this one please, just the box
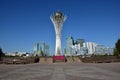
[0,63,120,80]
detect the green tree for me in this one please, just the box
[114,39,120,56]
[0,48,5,59]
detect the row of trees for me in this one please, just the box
[114,38,120,56]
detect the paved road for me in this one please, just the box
[0,63,120,80]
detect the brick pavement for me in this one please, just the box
[0,63,120,80]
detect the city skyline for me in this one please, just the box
[0,0,120,53]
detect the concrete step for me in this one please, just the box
[39,57,45,63]
[66,57,74,63]
[39,57,82,64]
[66,57,82,63]
[39,57,53,63]
[73,57,82,63]
[46,58,53,63]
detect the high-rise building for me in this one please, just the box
[40,42,45,55]
[71,43,88,56]
[34,42,49,56]
[83,42,97,54]
[34,43,39,52]
[66,36,74,56]
[34,43,41,56]
[45,45,49,56]
[65,36,113,56]
[76,39,84,47]
[40,42,50,56]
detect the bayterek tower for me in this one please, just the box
[50,11,66,56]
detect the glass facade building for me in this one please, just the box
[40,42,46,55]
[34,43,40,56]
[40,42,49,56]
[95,45,113,55]
[66,36,74,56]
[71,44,88,56]
[65,34,114,56]
[65,36,114,56]
[83,42,97,54]
[45,45,49,56]
[34,43,39,52]
[76,39,84,47]
[34,42,49,56]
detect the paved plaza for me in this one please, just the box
[0,63,120,80]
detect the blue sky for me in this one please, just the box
[0,0,120,54]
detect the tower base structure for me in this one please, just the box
[53,55,67,63]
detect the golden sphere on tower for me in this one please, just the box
[54,11,63,20]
